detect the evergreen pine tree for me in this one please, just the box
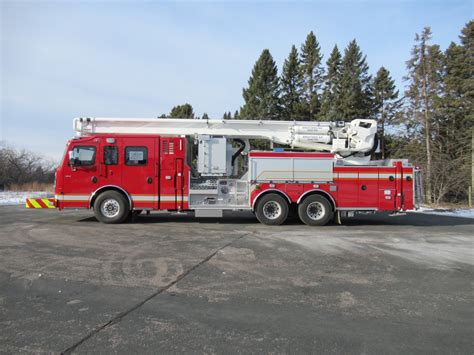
[233,110,240,119]
[280,45,303,120]
[320,45,343,120]
[202,113,209,120]
[299,31,324,120]
[404,27,444,203]
[240,49,281,119]
[458,20,474,126]
[340,40,373,120]
[169,103,194,118]
[433,21,474,201]
[373,67,400,159]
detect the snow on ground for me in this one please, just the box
[1,191,473,219]
[0,191,51,206]
[413,207,474,219]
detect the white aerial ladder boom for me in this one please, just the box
[74,117,378,157]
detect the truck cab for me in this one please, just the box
[55,134,189,222]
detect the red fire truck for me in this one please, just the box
[27,117,422,225]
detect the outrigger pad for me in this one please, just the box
[25,198,56,209]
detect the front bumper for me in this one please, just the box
[25,198,56,209]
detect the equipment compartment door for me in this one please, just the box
[159,137,186,210]
[378,167,397,211]
[176,158,184,210]
[357,168,379,208]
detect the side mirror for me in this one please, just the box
[68,151,77,166]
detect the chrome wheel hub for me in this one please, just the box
[262,201,282,220]
[307,201,325,220]
[102,199,120,218]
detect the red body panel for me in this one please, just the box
[55,134,190,211]
[249,164,414,212]
[55,134,414,213]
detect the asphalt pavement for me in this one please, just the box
[0,206,473,354]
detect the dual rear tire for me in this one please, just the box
[255,193,333,226]
[297,194,333,226]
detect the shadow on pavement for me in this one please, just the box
[77,211,474,227]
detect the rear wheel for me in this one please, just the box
[93,191,130,224]
[298,194,333,226]
[255,193,289,226]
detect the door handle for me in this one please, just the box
[147,177,153,184]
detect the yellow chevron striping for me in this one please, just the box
[29,199,42,208]
[42,198,55,208]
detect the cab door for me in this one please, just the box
[98,139,122,188]
[61,140,99,208]
[121,137,157,209]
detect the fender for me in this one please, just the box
[297,189,336,209]
[89,185,133,209]
[251,188,292,210]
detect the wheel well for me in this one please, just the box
[298,190,336,211]
[90,186,132,210]
[252,190,291,211]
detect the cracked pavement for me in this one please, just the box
[0,206,473,354]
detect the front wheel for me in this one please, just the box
[255,193,289,226]
[298,195,333,226]
[93,191,130,224]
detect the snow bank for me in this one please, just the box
[0,191,51,206]
[413,207,474,219]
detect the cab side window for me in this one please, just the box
[104,146,118,165]
[69,146,96,166]
[125,146,147,165]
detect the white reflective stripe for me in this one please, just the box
[379,173,395,179]
[56,195,89,201]
[131,195,189,202]
[160,196,175,202]
[337,173,358,178]
[358,173,379,178]
[131,195,158,202]
[160,195,189,202]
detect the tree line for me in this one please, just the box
[0,142,56,190]
[166,22,472,205]
[2,22,470,205]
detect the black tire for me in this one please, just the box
[255,193,289,226]
[93,191,130,224]
[298,194,333,226]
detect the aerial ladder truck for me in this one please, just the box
[27,117,422,225]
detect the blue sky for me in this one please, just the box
[1,0,472,160]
